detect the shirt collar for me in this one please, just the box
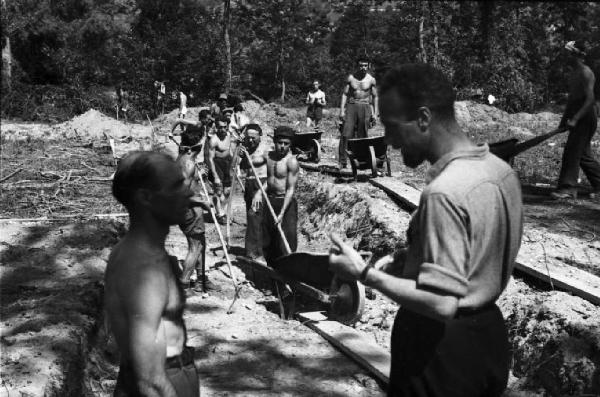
[426,144,490,183]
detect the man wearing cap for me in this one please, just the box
[211,93,228,119]
[550,41,600,199]
[239,123,268,263]
[338,58,379,168]
[262,126,299,262]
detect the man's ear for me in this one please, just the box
[134,188,153,209]
[416,107,431,132]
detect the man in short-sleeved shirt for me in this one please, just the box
[329,64,523,397]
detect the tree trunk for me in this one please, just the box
[478,1,494,62]
[429,1,439,67]
[1,36,12,92]
[418,2,427,63]
[1,0,11,92]
[223,0,232,90]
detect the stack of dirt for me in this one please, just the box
[52,109,152,141]
[499,279,600,396]
[454,100,561,138]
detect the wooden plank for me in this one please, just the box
[515,255,600,306]
[368,176,600,306]
[297,311,390,385]
[369,177,420,211]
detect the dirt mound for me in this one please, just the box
[52,109,152,141]
[499,279,600,396]
[455,100,561,137]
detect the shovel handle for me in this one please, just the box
[240,147,292,255]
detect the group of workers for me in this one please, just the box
[104,40,599,397]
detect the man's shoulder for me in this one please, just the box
[426,153,515,199]
[286,153,299,169]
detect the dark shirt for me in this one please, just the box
[181,124,205,147]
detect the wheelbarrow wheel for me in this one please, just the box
[369,146,378,178]
[328,276,365,325]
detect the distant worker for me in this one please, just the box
[211,93,229,119]
[329,64,523,397]
[239,124,268,263]
[338,58,379,169]
[550,41,600,200]
[154,80,166,117]
[230,104,250,137]
[170,109,212,151]
[116,83,129,123]
[106,151,200,397]
[306,80,326,129]
[208,116,235,224]
[262,126,299,262]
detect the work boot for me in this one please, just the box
[550,188,578,200]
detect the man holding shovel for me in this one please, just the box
[239,123,268,263]
[262,126,300,263]
[550,41,600,199]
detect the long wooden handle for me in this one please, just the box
[196,164,238,290]
[241,148,292,255]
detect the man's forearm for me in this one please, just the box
[573,97,595,123]
[340,94,347,115]
[279,188,294,218]
[363,269,458,321]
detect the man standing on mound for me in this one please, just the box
[208,116,235,224]
[338,58,379,169]
[106,151,200,397]
[329,64,523,397]
[550,41,600,200]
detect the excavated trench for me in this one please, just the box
[58,171,600,397]
[294,172,600,397]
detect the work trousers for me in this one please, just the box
[388,305,509,397]
[339,102,371,166]
[114,347,199,397]
[263,196,297,263]
[557,109,600,190]
[244,178,266,258]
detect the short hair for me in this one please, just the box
[244,123,262,135]
[112,151,172,211]
[199,109,210,119]
[273,125,296,140]
[217,115,229,124]
[380,63,455,121]
[234,104,244,112]
[357,58,369,64]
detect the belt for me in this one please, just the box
[165,346,195,369]
[454,303,497,319]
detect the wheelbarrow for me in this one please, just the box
[238,147,366,324]
[489,127,567,165]
[346,135,392,180]
[293,131,323,163]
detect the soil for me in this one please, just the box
[1,99,600,396]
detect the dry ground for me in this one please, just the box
[1,99,600,396]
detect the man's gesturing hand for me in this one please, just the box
[328,233,367,281]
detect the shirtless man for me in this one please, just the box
[306,80,326,129]
[210,93,228,119]
[262,126,299,262]
[208,116,235,223]
[170,109,212,153]
[239,124,268,262]
[338,58,379,168]
[105,151,199,397]
[550,41,600,199]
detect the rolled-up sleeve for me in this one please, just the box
[416,193,470,298]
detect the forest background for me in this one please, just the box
[1,0,599,122]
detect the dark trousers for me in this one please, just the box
[388,306,509,397]
[339,102,371,166]
[114,347,199,397]
[244,178,265,258]
[263,196,297,262]
[558,110,600,190]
